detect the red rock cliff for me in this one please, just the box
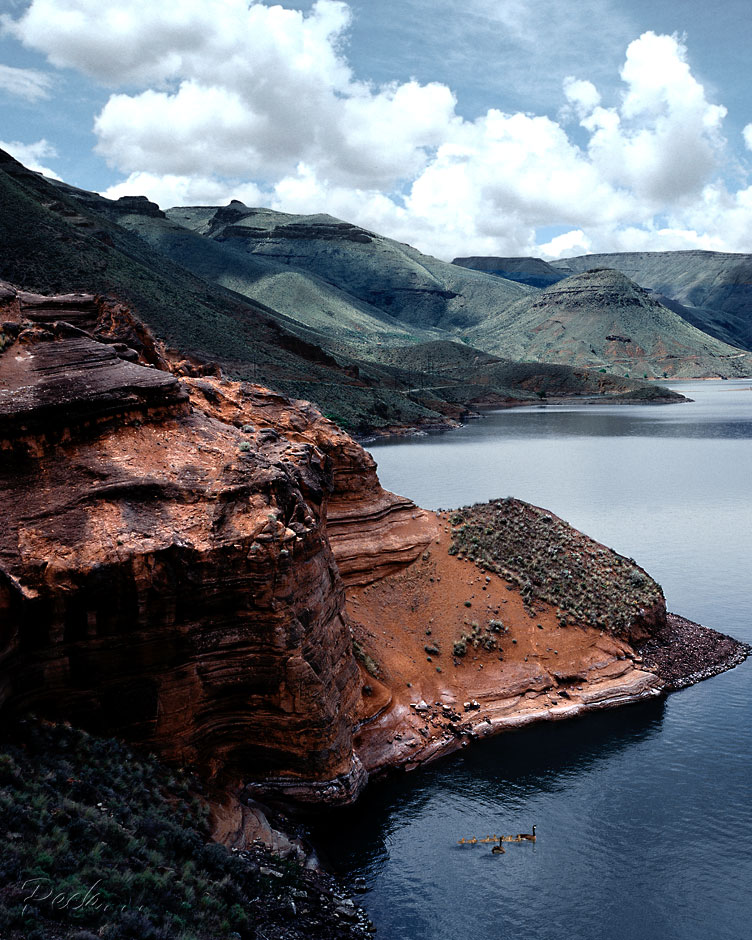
[2,282,429,802]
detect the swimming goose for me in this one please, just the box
[491,842,506,854]
[517,826,536,842]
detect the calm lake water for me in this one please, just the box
[312,380,752,940]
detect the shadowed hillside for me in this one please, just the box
[453,255,566,288]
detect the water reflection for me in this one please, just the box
[370,382,752,447]
[313,700,666,875]
[320,381,752,940]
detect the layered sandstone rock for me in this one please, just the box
[182,374,435,587]
[0,283,381,802]
[346,517,669,776]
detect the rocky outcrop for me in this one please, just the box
[0,284,379,802]
[110,195,166,218]
[1,280,745,814]
[179,376,436,587]
[322,444,434,587]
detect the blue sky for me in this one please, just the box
[2,0,752,260]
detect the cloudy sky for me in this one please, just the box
[2,0,752,260]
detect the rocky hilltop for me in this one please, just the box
[1,280,746,815]
[466,268,752,378]
[552,250,752,352]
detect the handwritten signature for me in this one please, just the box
[21,878,143,917]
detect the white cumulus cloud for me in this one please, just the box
[581,32,727,205]
[0,138,61,179]
[7,1,752,259]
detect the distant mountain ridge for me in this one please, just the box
[453,255,565,289]
[0,147,683,432]
[466,267,752,379]
[164,202,532,335]
[550,250,752,352]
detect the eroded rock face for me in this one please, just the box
[1,282,423,801]
[184,376,436,587]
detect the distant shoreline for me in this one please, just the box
[355,390,691,444]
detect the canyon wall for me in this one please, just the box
[0,282,429,802]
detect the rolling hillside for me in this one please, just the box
[163,202,532,335]
[0,148,688,430]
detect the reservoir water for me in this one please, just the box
[313,380,752,940]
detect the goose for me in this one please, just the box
[517,826,536,842]
[491,842,506,854]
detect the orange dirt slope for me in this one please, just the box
[348,514,662,775]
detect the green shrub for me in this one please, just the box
[447,498,663,638]
[0,717,324,940]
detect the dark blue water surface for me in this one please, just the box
[312,381,752,940]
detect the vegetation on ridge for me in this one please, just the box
[448,498,664,637]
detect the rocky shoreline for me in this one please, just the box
[344,506,749,787]
[638,611,751,691]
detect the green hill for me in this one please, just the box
[164,203,531,334]
[552,250,752,352]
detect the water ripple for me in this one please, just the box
[314,381,752,940]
